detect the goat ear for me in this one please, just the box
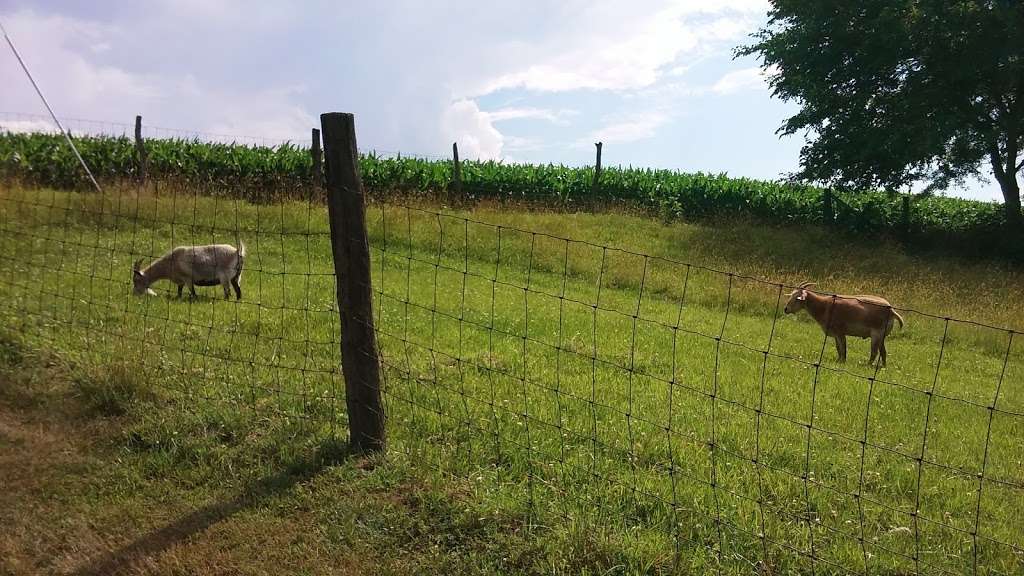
[797,289,807,301]
[132,258,143,272]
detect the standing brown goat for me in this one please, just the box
[784,282,905,367]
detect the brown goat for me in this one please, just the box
[784,282,905,367]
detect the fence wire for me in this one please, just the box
[0,127,1022,574]
[367,203,1023,575]
[0,110,299,148]
[0,180,345,432]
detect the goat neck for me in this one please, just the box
[802,290,838,331]
[142,254,174,284]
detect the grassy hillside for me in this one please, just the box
[0,131,1014,259]
[1,184,1022,575]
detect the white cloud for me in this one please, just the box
[666,64,695,77]
[150,0,299,30]
[582,112,670,146]
[0,10,314,143]
[712,65,777,95]
[503,135,547,153]
[466,1,767,97]
[1,12,158,113]
[441,99,504,160]
[0,2,792,170]
[487,107,578,124]
[204,85,314,142]
[0,118,58,134]
[438,102,578,160]
[439,1,768,158]
[578,61,774,146]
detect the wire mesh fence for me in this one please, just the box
[0,181,345,430]
[0,110,299,148]
[0,116,1021,574]
[366,202,1023,575]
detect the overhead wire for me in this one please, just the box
[1,19,103,193]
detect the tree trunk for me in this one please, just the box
[1001,177,1022,231]
[990,151,1021,231]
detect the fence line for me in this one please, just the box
[3,110,1016,265]
[0,110,451,159]
[0,112,1021,574]
[364,199,1022,573]
[0,110,300,148]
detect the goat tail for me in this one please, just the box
[892,310,905,330]
[236,240,246,273]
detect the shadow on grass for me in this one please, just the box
[72,436,352,576]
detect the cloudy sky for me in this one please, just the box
[0,0,1003,201]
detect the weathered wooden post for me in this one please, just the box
[311,127,322,190]
[451,142,463,197]
[823,188,834,223]
[320,112,385,453]
[134,115,147,185]
[592,141,603,196]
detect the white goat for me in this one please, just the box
[133,242,246,300]
[784,282,905,367]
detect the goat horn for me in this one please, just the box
[799,281,816,289]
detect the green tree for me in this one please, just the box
[740,0,1023,230]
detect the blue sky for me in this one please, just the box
[0,0,1006,201]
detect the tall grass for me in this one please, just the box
[0,184,1021,574]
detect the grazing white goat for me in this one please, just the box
[784,282,904,367]
[133,242,246,300]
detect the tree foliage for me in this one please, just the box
[740,0,1024,227]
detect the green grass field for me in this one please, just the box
[1,185,1022,575]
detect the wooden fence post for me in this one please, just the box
[320,112,385,453]
[451,142,463,197]
[311,128,322,191]
[823,188,834,223]
[592,141,603,196]
[134,115,147,185]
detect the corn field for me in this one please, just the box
[0,131,1012,258]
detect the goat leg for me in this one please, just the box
[834,334,847,363]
